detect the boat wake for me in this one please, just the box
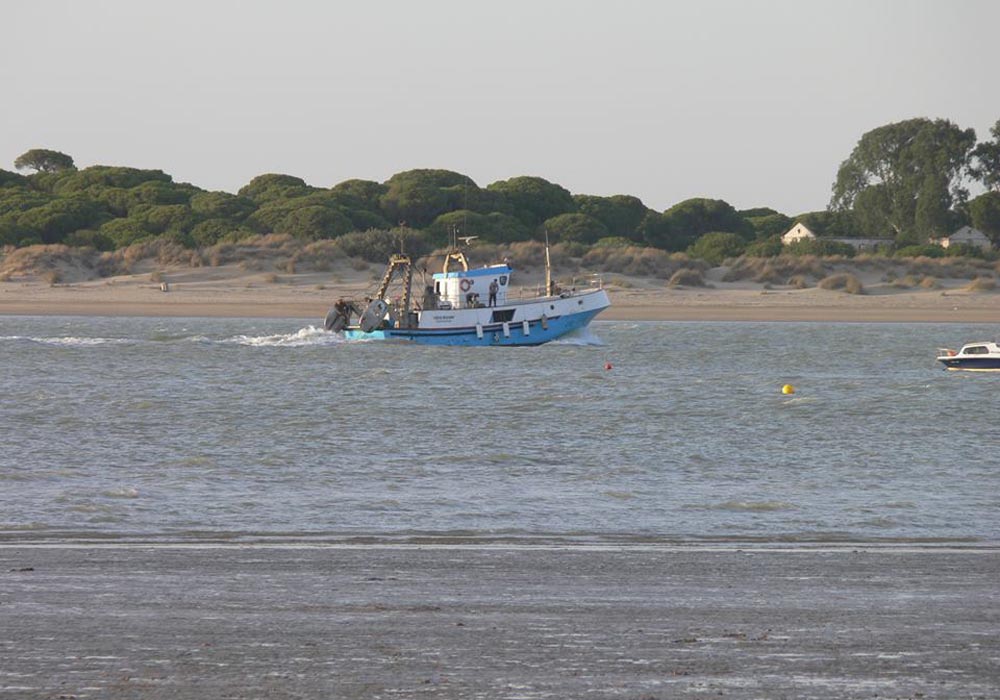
[2,327,346,349]
[0,335,132,347]
[225,326,344,347]
[3,324,601,350]
[550,327,605,346]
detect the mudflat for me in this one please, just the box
[2,545,998,699]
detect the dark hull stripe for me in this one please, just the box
[349,316,564,338]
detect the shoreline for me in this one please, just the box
[2,296,998,324]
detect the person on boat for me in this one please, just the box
[488,279,499,307]
[421,284,437,311]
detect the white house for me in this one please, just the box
[782,222,893,251]
[781,223,817,245]
[933,226,993,251]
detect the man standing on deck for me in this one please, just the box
[488,279,499,307]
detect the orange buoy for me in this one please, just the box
[604,362,613,370]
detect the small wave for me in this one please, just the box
[603,490,637,501]
[781,396,816,405]
[224,326,343,347]
[68,503,116,514]
[712,500,798,512]
[852,516,900,528]
[103,487,140,499]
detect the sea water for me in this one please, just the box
[0,317,997,545]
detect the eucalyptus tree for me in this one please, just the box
[830,118,976,244]
[969,119,1000,193]
[969,191,1000,243]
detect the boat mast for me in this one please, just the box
[544,229,553,297]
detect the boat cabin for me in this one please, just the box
[957,342,999,356]
[432,264,512,309]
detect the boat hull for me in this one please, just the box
[342,288,609,346]
[937,358,1000,371]
[343,306,604,346]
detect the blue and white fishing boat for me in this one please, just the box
[324,243,610,346]
[936,341,1000,371]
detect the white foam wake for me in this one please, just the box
[226,326,343,348]
[0,335,130,347]
[550,327,605,346]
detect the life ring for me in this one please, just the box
[460,278,472,292]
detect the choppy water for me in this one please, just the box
[1,316,997,545]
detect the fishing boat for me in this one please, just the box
[323,241,610,346]
[936,341,1000,371]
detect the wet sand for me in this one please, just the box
[2,544,998,699]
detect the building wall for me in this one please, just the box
[940,227,992,251]
[781,223,816,244]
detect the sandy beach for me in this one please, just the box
[2,262,999,323]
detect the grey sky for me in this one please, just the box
[4,0,997,215]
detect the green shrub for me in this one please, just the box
[744,236,784,257]
[895,244,945,258]
[335,228,430,262]
[944,243,996,260]
[687,231,747,265]
[592,236,634,248]
[63,229,115,251]
[786,238,856,257]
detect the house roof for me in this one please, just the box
[782,223,817,236]
[949,225,988,239]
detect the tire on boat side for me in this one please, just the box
[324,309,347,332]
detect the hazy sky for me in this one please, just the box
[3,0,998,215]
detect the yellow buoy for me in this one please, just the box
[781,384,795,395]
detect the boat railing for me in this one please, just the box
[576,273,603,290]
[515,273,604,300]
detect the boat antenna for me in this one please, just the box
[544,228,553,297]
[397,221,407,255]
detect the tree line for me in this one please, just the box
[2,116,998,263]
